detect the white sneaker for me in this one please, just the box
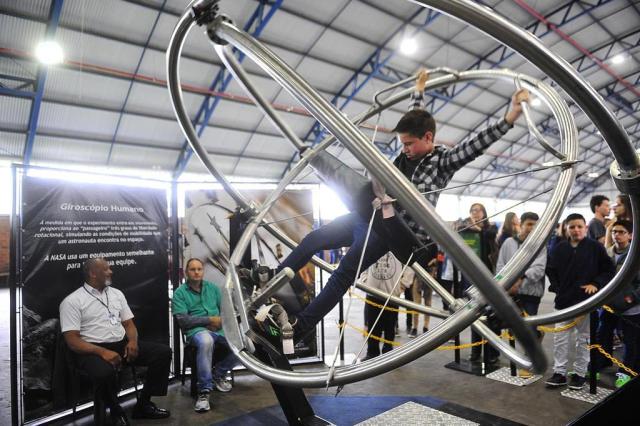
[213,376,233,393]
[194,392,210,412]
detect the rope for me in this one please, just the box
[339,322,487,350]
[326,207,377,388]
[588,344,638,377]
[602,304,640,331]
[348,289,420,315]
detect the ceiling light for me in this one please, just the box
[530,98,542,107]
[587,172,599,178]
[611,54,625,65]
[35,40,64,65]
[400,37,418,55]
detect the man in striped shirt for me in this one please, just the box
[277,70,530,338]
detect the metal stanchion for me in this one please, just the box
[510,330,517,377]
[589,310,599,394]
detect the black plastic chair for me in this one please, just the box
[180,331,199,398]
[58,333,139,424]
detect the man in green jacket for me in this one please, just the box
[172,258,238,413]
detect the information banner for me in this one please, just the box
[20,176,169,420]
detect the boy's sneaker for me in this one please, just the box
[545,373,568,388]
[615,373,631,388]
[213,375,233,392]
[408,328,418,338]
[194,392,210,412]
[568,374,586,390]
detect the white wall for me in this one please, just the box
[0,164,609,224]
[0,166,13,215]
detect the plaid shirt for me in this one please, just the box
[393,90,513,243]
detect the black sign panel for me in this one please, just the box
[20,176,169,419]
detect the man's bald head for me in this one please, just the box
[83,258,101,281]
[82,258,112,289]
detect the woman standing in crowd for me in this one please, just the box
[497,212,520,248]
[458,203,500,363]
[605,194,632,247]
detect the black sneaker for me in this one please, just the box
[545,373,568,388]
[408,328,418,338]
[468,351,481,362]
[568,374,586,390]
[487,355,500,365]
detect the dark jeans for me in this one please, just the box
[75,339,172,409]
[278,213,357,273]
[620,313,640,373]
[464,277,500,359]
[404,287,413,329]
[365,295,398,356]
[595,309,620,371]
[514,294,541,316]
[438,279,453,311]
[471,324,500,359]
[279,212,389,333]
[513,294,542,339]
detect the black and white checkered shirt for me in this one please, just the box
[393,90,513,243]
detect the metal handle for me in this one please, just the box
[515,75,566,160]
[373,66,460,106]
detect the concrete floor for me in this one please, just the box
[1,287,619,426]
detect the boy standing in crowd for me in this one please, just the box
[587,195,610,244]
[603,220,640,388]
[545,214,615,390]
[496,212,546,317]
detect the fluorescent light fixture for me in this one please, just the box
[531,98,542,107]
[587,172,599,178]
[400,37,418,55]
[611,54,625,65]
[35,40,64,65]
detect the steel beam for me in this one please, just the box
[22,0,64,165]
[105,0,167,165]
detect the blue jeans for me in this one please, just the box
[594,308,619,371]
[279,212,389,333]
[191,330,238,393]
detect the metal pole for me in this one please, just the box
[589,310,598,394]
[170,181,182,378]
[453,265,461,364]
[9,165,19,426]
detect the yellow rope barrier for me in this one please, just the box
[536,316,583,333]
[339,322,401,346]
[588,344,638,377]
[339,322,487,350]
[348,290,420,315]
[602,304,615,314]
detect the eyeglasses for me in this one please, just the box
[611,229,628,234]
[470,208,483,213]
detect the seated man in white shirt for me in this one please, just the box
[60,258,172,426]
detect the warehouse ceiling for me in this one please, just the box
[0,0,638,205]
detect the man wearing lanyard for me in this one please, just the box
[60,258,172,425]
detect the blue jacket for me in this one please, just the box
[546,237,615,309]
